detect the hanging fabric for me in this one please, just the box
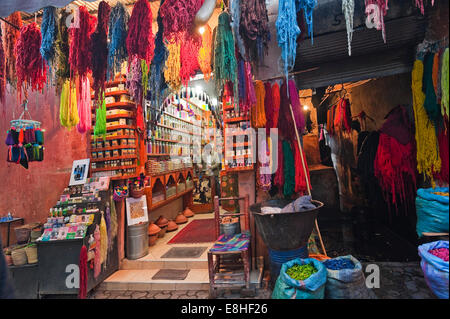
[342,0,355,56]
[40,6,57,72]
[4,12,22,88]
[283,140,296,198]
[412,60,441,186]
[272,82,281,129]
[0,25,6,105]
[257,138,271,191]
[55,9,70,94]
[365,0,388,43]
[78,245,88,299]
[76,76,92,134]
[279,80,296,142]
[240,0,271,64]
[126,0,155,65]
[126,55,144,104]
[423,53,441,125]
[274,137,284,189]
[94,98,107,141]
[415,0,435,15]
[107,2,129,81]
[15,22,47,99]
[230,0,246,58]
[198,24,212,82]
[214,12,238,99]
[164,39,182,92]
[333,98,352,134]
[141,59,149,100]
[264,82,274,136]
[100,213,108,267]
[69,6,96,79]
[292,138,311,194]
[441,48,449,119]
[243,61,256,114]
[288,79,305,135]
[60,80,79,129]
[180,32,201,88]
[296,0,317,44]
[90,1,111,103]
[276,0,300,83]
[94,225,101,278]
[253,80,266,128]
[434,127,449,184]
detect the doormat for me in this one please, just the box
[161,247,208,259]
[167,219,215,244]
[151,269,190,280]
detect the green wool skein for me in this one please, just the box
[283,140,295,197]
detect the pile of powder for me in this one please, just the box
[428,248,449,262]
[323,258,355,270]
[286,264,317,281]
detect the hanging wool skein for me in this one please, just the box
[288,79,305,135]
[296,0,318,44]
[159,0,205,42]
[94,225,101,278]
[292,138,311,194]
[365,0,388,43]
[230,0,246,59]
[272,82,281,128]
[274,138,284,189]
[55,10,70,94]
[415,0,435,15]
[283,140,296,198]
[441,48,449,119]
[342,0,355,56]
[77,76,92,134]
[69,6,96,80]
[198,24,212,82]
[15,22,47,100]
[276,0,300,84]
[60,80,79,129]
[127,55,144,104]
[40,6,57,72]
[423,53,441,125]
[164,40,182,92]
[107,2,129,80]
[4,12,22,88]
[240,0,271,64]
[78,245,88,299]
[94,97,107,141]
[257,138,272,191]
[412,60,441,186]
[244,61,256,114]
[254,80,267,128]
[0,25,6,105]
[91,1,111,103]
[180,32,201,88]
[126,0,154,66]
[100,213,108,267]
[214,12,238,99]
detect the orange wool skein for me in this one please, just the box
[254,80,267,128]
[198,24,212,82]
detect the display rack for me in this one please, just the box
[89,76,139,180]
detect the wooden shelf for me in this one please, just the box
[105,101,136,109]
[110,174,139,181]
[224,116,250,123]
[149,188,194,211]
[150,137,192,145]
[91,155,137,162]
[105,113,135,120]
[105,125,136,131]
[91,145,137,152]
[163,111,202,127]
[92,135,136,141]
[92,90,129,99]
[91,165,137,173]
[147,153,170,157]
[157,123,202,136]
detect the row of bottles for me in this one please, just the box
[147,141,192,156]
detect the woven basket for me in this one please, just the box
[11,248,28,266]
[15,227,31,244]
[30,229,42,242]
[5,254,13,266]
[130,187,145,198]
[25,245,38,264]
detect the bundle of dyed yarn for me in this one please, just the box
[428,248,449,262]
[286,263,317,281]
[323,258,355,270]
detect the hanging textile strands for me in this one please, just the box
[237,59,246,105]
[257,138,271,191]
[100,213,108,267]
[296,0,317,44]
[264,82,274,136]
[276,0,300,84]
[240,0,271,64]
[141,59,149,100]
[441,48,449,118]
[94,97,107,141]
[15,22,47,99]
[274,138,284,188]
[159,0,205,41]
[415,0,435,15]
[40,6,57,71]
[69,6,96,79]
[164,40,182,92]
[432,52,440,100]
[126,0,155,66]
[4,12,22,88]
[180,32,201,88]
[107,2,129,81]
[272,82,281,129]
[243,61,256,114]
[283,140,296,198]
[126,55,144,104]
[0,25,6,105]
[288,79,305,135]
[411,60,441,186]
[55,10,71,94]
[214,12,238,99]
[230,0,246,59]
[374,133,417,212]
[253,80,266,128]
[365,0,388,43]
[292,138,311,194]
[423,53,441,125]
[198,24,212,82]
[333,98,352,134]
[342,0,355,56]
[279,81,295,141]
[91,1,111,103]
[60,80,79,129]
[77,76,92,134]
[434,127,449,184]
[94,225,101,278]
[78,245,88,299]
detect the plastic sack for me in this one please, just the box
[322,255,371,299]
[416,187,449,237]
[418,240,449,299]
[272,258,327,299]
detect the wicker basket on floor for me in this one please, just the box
[11,248,27,266]
[25,244,38,264]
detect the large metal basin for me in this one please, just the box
[250,199,323,251]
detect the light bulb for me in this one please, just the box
[303,105,309,111]
[199,26,205,35]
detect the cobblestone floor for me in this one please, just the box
[89,262,436,299]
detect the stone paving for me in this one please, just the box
[88,262,436,299]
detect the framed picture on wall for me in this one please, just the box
[126,196,149,226]
[69,159,90,186]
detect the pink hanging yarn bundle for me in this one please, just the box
[77,76,92,134]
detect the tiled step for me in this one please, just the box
[121,258,208,270]
[100,269,210,291]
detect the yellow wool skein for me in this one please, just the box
[411,60,441,187]
[60,80,79,129]
[164,40,181,92]
[100,212,108,267]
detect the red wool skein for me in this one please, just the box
[69,6,97,78]
[15,22,47,99]
[126,0,155,66]
[0,25,6,105]
[180,32,201,87]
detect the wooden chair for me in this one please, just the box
[208,195,252,298]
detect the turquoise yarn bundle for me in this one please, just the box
[40,6,57,70]
[107,2,129,80]
[276,0,300,84]
[283,140,296,197]
[296,0,317,44]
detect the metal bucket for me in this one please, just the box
[220,221,241,236]
[126,222,149,260]
[250,199,323,251]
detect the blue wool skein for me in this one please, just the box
[107,2,129,80]
[296,0,317,44]
[323,258,355,270]
[40,6,57,68]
